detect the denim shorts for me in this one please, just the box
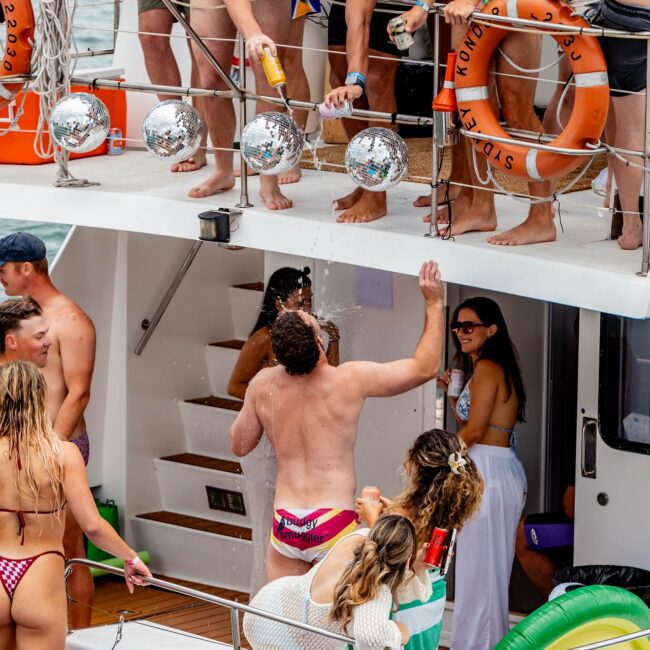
[588,0,650,96]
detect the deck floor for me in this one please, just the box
[89,575,251,648]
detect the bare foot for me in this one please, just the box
[422,195,471,224]
[278,163,302,185]
[260,176,293,210]
[234,164,258,178]
[425,197,496,236]
[188,170,236,199]
[333,186,364,211]
[413,185,461,208]
[487,219,556,245]
[336,190,387,223]
[618,215,643,250]
[171,151,207,173]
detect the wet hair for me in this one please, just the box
[271,311,320,376]
[251,267,311,335]
[330,515,417,633]
[451,296,526,422]
[0,361,65,514]
[0,298,43,354]
[394,429,483,547]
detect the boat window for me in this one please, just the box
[599,314,650,455]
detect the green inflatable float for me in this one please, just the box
[496,585,650,649]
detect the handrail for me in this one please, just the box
[570,628,650,649]
[65,558,355,646]
[134,240,203,356]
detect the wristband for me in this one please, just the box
[415,0,431,9]
[126,554,141,567]
[345,72,367,94]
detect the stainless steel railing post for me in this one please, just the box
[236,35,253,208]
[639,37,650,276]
[231,607,242,650]
[428,10,440,237]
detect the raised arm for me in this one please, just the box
[54,309,95,440]
[324,0,376,108]
[63,443,152,591]
[222,0,277,62]
[346,261,444,398]
[457,360,500,446]
[230,373,265,457]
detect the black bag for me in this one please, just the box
[553,564,650,606]
[394,62,434,139]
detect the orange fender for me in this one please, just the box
[1,0,36,110]
[455,0,609,181]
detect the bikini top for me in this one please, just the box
[0,503,67,545]
[456,378,515,435]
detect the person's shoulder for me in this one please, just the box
[474,358,503,378]
[53,296,95,333]
[249,326,271,345]
[60,439,84,466]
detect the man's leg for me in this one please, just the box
[188,0,236,198]
[278,16,310,185]
[328,45,368,211]
[64,508,94,629]
[611,92,645,249]
[250,0,294,210]
[515,518,557,598]
[138,9,207,172]
[487,32,556,246]
[266,543,312,582]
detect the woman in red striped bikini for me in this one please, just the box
[0,362,151,649]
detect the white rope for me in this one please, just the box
[555,74,573,132]
[497,47,565,74]
[0,92,29,137]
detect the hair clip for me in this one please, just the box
[448,452,467,475]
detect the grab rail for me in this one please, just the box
[65,558,356,648]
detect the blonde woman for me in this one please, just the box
[0,362,151,649]
[358,428,484,649]
[243,515,432,650]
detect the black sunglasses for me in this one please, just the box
[451,321,486,335]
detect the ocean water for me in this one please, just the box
[0,3,116,260]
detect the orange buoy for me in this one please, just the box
[1,0,36,110]
[454,0,609,181]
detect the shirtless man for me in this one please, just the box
[191,0,294,209]
[0,298,52,367]
[0,233,96,629]
[231,260,444,581]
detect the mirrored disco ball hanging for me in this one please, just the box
[50,93,111,153]
[142,100,203,164]
[345,127,409,192]
[241,112,304,175]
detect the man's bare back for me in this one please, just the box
[231,261,444,579]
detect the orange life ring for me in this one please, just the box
[0,0,36,110]
[454,0,609,181]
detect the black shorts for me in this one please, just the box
[328,1,404,58]
[588,0,650,96]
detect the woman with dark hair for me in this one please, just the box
[440,296,527,650]
[227,267,339,597]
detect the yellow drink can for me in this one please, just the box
[261,48,286,88]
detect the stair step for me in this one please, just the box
[209,339,245,350]
[186,396,242,412]
[160,453,242,475]
[136,511,252,541]
[232,282,264,292]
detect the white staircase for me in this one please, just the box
[132,282,263,592]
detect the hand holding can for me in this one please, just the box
[424,527,449,567]
[362,486,381,504]
[447,369,465,398]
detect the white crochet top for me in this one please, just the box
[243,529,433,650]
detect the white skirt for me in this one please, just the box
[451,444,527,650]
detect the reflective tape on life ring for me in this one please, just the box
[0,0,36,111]
[454,0,609,181]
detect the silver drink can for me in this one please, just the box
[448,369,465,398]
[388,16,414,51]
[319,100,353,119]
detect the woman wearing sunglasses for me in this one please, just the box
[439,297,527,650]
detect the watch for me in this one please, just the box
[345,72,367,94]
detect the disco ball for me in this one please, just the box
[241,112,304,175]
[345,127,409,192]
[142,100,203,164]
[50,93,111,153]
